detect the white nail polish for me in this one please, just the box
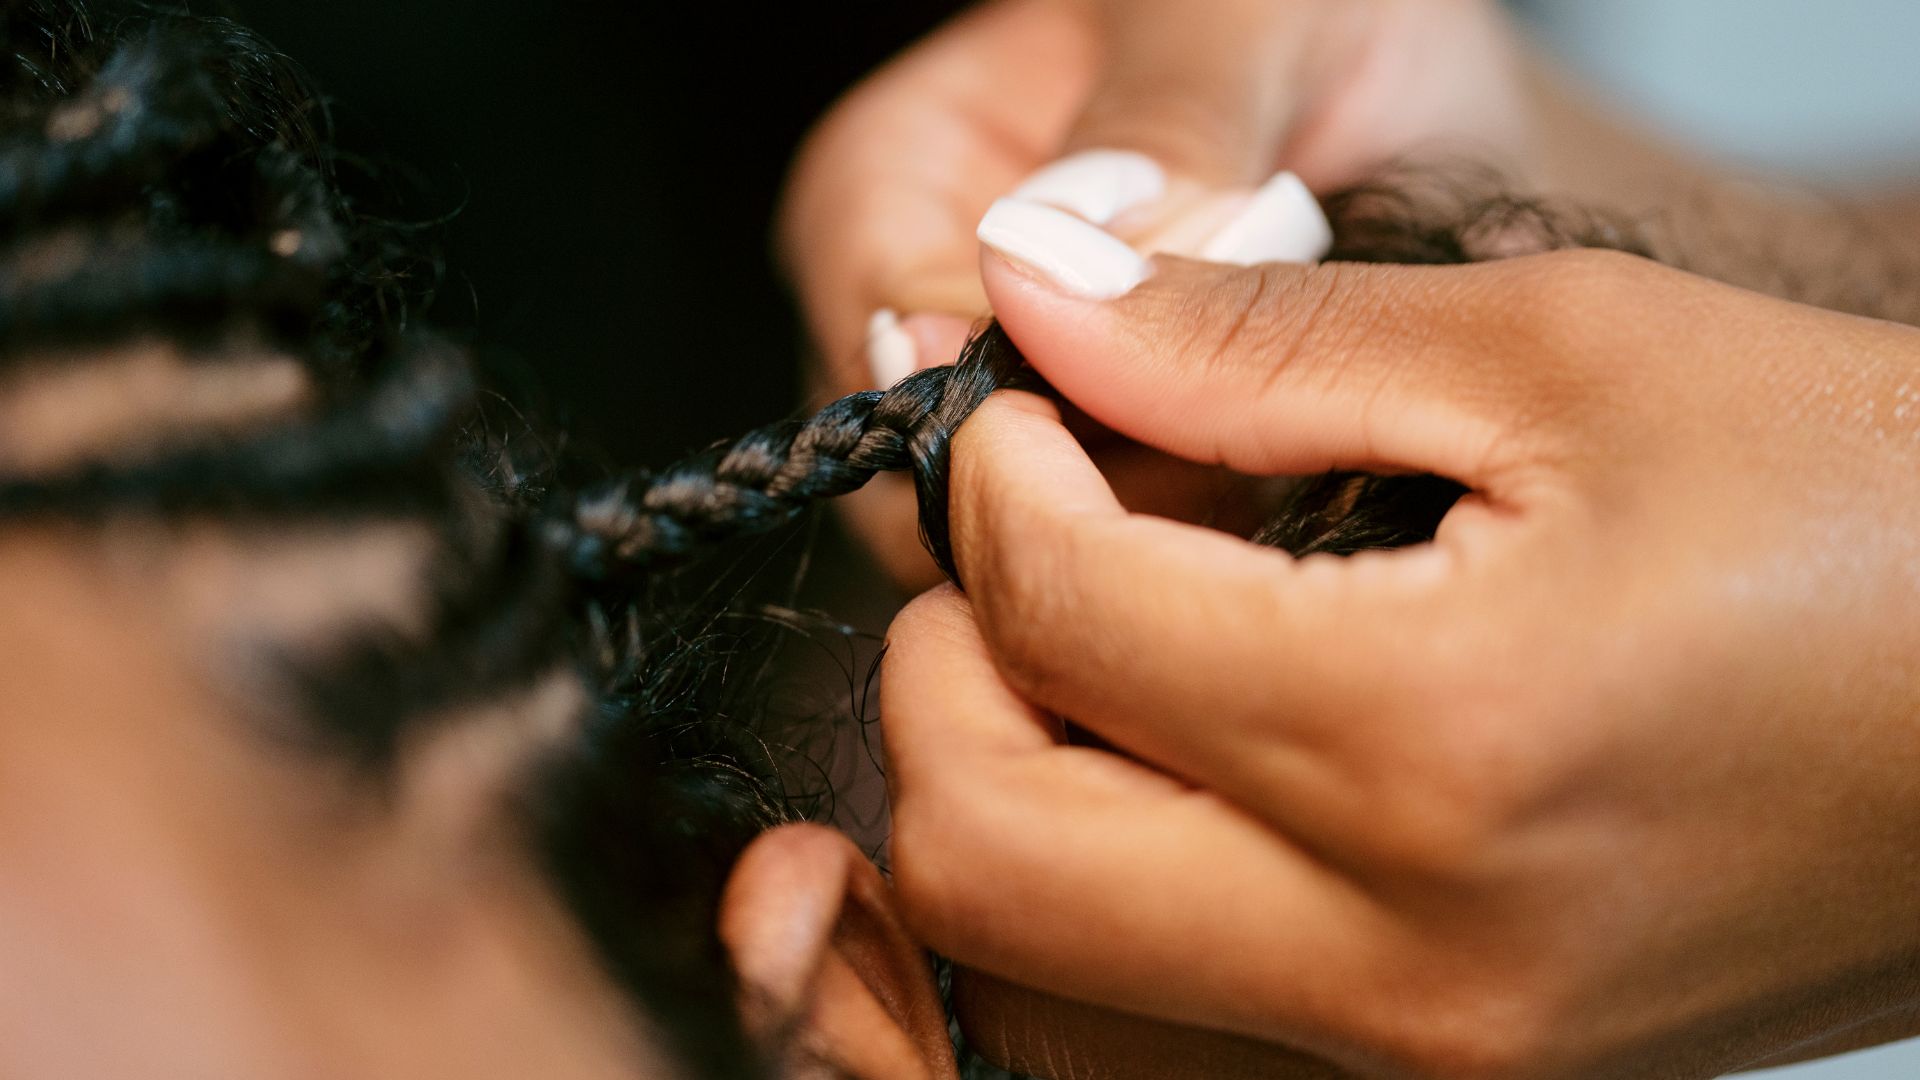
[866,308,918,388]
[977,198,1151,300]
[1010,149,1166,225]
[1200,171,1333,266]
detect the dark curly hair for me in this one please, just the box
[18,4,1912,1078]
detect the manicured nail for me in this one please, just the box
[1200,171,1333,266]
[866,308,918,388]
[977,198,1151,300]
[1010,149,1166,225]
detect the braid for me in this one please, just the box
[557,178,1664,585]
[565,325,1024,584]
[0,8,1689,1075]
[293,518,579,764]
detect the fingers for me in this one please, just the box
[976,208,1613,487]
[880,586,1370,1051]
[778,0,1097,587]
[944,393,1462,818]
[1065,0,1313,185]
[780,0,1094,383]
[719,825,955,1079]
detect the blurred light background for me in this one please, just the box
[1516,0,1920,185]
[231,3,1920,1075]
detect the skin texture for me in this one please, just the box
[0,535,958,1080]
[720,825,958,1080]
[0,5,978,1068]
[785,8,1920,1069]
[0,533,654,1080]
[780,0,1528,587]
[878,245,1920,1079]
[0,345,959,1079]
[782,0,1920,585]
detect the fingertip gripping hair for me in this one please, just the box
[556,168,1672,587]
[563,324,1027,585]
[0,6,1676,1074]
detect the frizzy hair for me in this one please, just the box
[0,4,1703,1078]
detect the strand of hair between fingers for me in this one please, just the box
[563,325,1025,582]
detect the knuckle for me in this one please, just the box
[1256,263,1430,401]
[971,517,1092,705]
[885,790,977,954]
[1360,769,1522,881]
[1343,687,1553,880]
[1167,262,1354,383]
[1492,248,1650,350]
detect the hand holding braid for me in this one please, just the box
[564,324,1026,584]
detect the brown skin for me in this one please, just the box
[782,0,1920,589]
[791,8,1920,1072]
[0,532,956,1080]
[722,825,958,1080]
[0,532,655,1079]
[780,0,1531,588]
[0,350,956,1079]
[878,247,1920,1079]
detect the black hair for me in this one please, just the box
[0,7,1666,1075]
[14,5,1906,1079]
[0,4,776,1076]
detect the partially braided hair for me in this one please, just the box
[2,5,1757,1078]
[1,5,781,1076]
[564,334,1022,584]
[556,174,1676,582]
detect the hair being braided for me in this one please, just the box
[0,6,1717,1077]
[558,174,1671,581]
[0,6,770,1076]
[564,328,1024,584]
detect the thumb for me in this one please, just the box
[975,197,1551,487]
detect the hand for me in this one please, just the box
[879,220,1920,1078]
[780,0,1528,586]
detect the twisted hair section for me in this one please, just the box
[564,325,1025,583]
[559,172,1668,577]
[0,6,771,1075]
[0,7,1698,1076]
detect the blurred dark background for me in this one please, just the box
[234,0,960,466]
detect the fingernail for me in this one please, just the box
[1200,171,1333,266]
[1010,149,1166,225]
[866,308,918,388]
[977,198,1151,300]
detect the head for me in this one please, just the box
[0,4,955,1077]
[13,4,1889,1079]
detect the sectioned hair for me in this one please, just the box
[10,5,1905,1078]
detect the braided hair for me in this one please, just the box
[1,4,803,1075]
[2,5,1723,1078]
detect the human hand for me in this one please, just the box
[878,213,1920,1078]
[780,0,1528,586]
